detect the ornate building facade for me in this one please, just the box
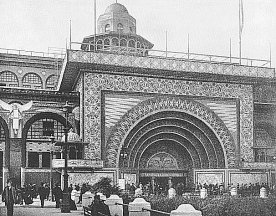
[0,2,275,192]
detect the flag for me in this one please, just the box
[239,0,244,34]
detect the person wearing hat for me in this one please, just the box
[89,194,111,216]
[98,194,111,216]
[52,183,63,208]
[2,179,17,216]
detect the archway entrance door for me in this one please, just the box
[117,108,228,190]
[139,171,187,195]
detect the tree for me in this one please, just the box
[90,177,122,198]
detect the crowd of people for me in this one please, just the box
[126,182,186,196]
[12,183,50,205]
[126,181,274,198]
[195,182,272,197]
[2,178,274,216]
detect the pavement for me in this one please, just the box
[0,198,84,216]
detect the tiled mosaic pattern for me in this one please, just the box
[68,172,114,186]
[83,73,253,168]
[69,50,274,78]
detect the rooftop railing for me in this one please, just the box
[71,41,272,68]
[0,43,272,69]
[0,47,66,59]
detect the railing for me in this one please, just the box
[70,41,271,68]
[142,207,171,215]
[0,47,65,59]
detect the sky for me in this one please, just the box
[0,0,275,67]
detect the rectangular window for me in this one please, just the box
[43,121,54,137]
[42,152,50,168]
[54,152,61,159]
[28,152,39,167]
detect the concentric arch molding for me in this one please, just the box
[83,73,253,165]
[105,96,235,168]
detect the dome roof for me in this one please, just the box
[104,3,128,14]
[61,129,81,143]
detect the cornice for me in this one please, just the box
[0,87,79,103]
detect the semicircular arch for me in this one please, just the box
[106,96,236,168]
[22,112,72,167]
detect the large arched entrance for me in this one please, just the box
[22,112,72,186]
[106,96,236,190]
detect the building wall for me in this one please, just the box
[82,72,254,169]
[0,57,60,89]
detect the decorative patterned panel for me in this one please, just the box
[27,141,53,152]
[105,95,146,128]
[69,50,275,78]
[254,85,276,103]
[68,172,115,186]
[242,162,276,169]
[255,129,272,147]
[147,152,178,170]
[83,73,253,168]
[230,172,268,185]
[204,102,237,133]
[196,172,224,185]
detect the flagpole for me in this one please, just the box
[69,20,72,50]
[230,38,232,63]
[239,0,244,65]
[165,30,168,58]
[269,42,272,68]
[94,0,96,51]
[239,0,241,64]
[187,33,190,59]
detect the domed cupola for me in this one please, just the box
[81,2,153,56]
[97,3,136,34]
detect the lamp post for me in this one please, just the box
[55,101,72,213]
[49,135,55,202]
[120,147,128,179]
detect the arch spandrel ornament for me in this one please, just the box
[106,96,236,168]
[147,152,178,170]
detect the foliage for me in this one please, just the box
[90,177,122,198]
[145,194,276,216]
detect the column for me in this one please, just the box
[21,167,26,187]
[39,153,43,168]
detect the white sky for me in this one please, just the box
[0,0,275,67]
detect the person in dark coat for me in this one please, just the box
[2,179,17,216]
[89,194,111,216]
[38,182,47,208]
[52,183,63,208]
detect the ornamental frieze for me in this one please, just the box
[69,50,274,78]
[83,73,253,166]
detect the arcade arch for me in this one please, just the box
[106,96,236,188]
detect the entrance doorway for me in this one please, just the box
[139,174,186,195]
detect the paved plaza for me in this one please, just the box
[0,198,83,216]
